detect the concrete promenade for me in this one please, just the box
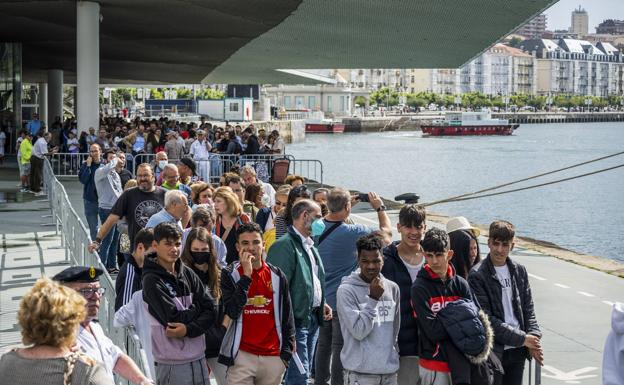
[1,166,622,384]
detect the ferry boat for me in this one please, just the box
[305,121,345,133]
[421,110,518,136]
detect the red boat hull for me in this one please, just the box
[421,124,518,136]
[305,123,345,133]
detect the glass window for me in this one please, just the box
[326,96,333,112]
[308,96,316,109]
[284,96,291,108]
[295,96,304,109]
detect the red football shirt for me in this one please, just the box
[238,261,281,356]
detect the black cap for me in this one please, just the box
[52,266,104,283]
[178,157,196,176]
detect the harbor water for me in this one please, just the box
[287,122,624,263]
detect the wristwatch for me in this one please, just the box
[376,205,386,212]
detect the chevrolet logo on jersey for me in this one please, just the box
[247,295,272,307]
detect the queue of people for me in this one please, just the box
[1,124,553,385]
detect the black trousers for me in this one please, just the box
[494,347,526,385]
[29,156,44,193]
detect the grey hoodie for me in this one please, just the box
[603,302,624,385]
[94,157,122,210]
[336,270,401,374]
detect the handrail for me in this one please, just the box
[43,158,152,382]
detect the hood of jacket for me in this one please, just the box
[142,254,187,288]
[416,262,456,283]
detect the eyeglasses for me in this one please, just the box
[78,287,105,297]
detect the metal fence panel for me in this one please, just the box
[43,159,151,383]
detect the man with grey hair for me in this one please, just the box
[160,163,193,203]
[240,164,276,206]
[315,187,392,385]
[152,151,168,182]
[145,189,191,230]
[267,199,332,385]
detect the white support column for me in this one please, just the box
[47,69,63,127]
[76,1,100,134]
[38,82,48,127]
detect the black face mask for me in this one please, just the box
[190,251,211,264]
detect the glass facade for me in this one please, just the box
[0,43,22,153]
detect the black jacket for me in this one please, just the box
[468,255,541,357]
[142,257,217,338]
[115,254,142,311]
[438,299,487,357]
[190,265,227,359]
[255,207,272,231]
[382,241,420,356]
[243,135,260,155]
[411,264,477,373]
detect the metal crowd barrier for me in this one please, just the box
[43,158,152,383]
[290,159,324,186]
[49,151,323,186]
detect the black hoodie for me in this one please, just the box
[142,256,217,364]
[411,263,477,373]
[382,241,421,356]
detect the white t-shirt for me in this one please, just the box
[400,256,425,282]
[494,264,520,349]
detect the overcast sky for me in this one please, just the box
[544,0,624,32]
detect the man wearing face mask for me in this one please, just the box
[153,151,168,182]
[267,199,332,385]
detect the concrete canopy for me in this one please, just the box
[1,0,556,84]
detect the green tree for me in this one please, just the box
[198,88,225,100]
[508,37,522,48]
[353,95,367,106]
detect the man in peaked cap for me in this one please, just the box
[53,266,154,384]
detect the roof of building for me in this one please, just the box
[490,43,533,57]
[1,0,557,84]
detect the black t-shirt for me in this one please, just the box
[111,187,166,248]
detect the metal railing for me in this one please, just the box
[49,152,323,186]
[43,158,152,383]
[290,159,324,185]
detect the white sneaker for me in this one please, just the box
[34,191,46,197]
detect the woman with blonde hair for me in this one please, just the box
[180,227,228,385]
[213,186,250,264]
[0,278,112,385]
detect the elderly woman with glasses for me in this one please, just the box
[0,277,112,385]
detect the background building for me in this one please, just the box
[571,6,589,37]
[519,38,624,96]
[515,14,548,39]
[596,19,624,35]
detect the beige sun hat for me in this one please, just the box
[446,216,481,237]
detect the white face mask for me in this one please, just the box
[158,160,168,170]
[261,194,271,207]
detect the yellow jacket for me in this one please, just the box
[19,138,32,164]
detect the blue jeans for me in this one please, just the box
[285,313,320,385]
[98,208,119,269]
[84,200,99,241]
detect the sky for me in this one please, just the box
[543,0,624,32]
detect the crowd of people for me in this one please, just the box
[14,114,286,194]
[3,117,622,385]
